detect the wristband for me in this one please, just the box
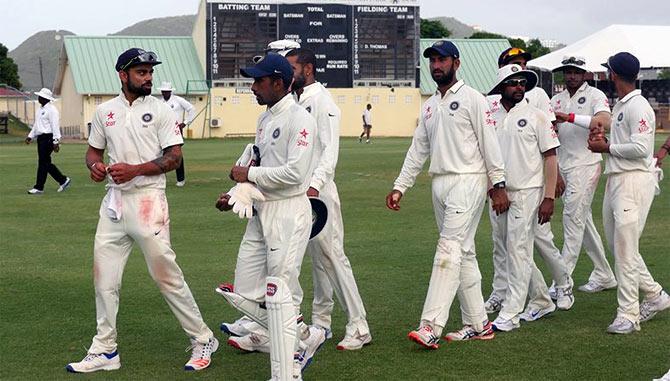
[53,138,60,144]
[662,144,670,151]
[568,113,575,123]
[572,114,592,129]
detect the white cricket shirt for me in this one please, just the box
[88,94,183,191]
[489,86,555,122]
[28,102,61,141]
[362,109,372,125]
[247,93,317,200]
[163,94,196,124]
[393,80,506,194]
[605,89,655,174]
[551,82,610,171]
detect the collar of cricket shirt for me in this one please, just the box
[268,92,295,115]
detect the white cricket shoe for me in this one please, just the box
[484,295,503,314]
[653,368,670,381]
[520,304,556,322]
[640,290,670,322]
[176,180,186,187]
[58,177,72,192]
[407,325,440,349]
[606,317,640,334]
[492,316,520,332]
[548,283,557,300]
[336,331,372,350]
[220,317,253,337]
[184,337,218,371]
[227,332,270,353]
[298,326,327,371]
[578,279,617,293]
[555,287,575,310]
[444,320,494,342]
[66,351,121,373]
[27,188,44,195]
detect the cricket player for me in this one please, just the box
[485,48,574,312]
[214,52,323,379]
[486,65,560,331]
[550,56,617,292]
[159,82,196,187]
[588,52,670,334]
[66,48,217,373]
[386,40,509,348]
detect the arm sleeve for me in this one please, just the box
[50,106,61,141]
[591,90,612,115]
[309,106,340,191]
[179,96,196,125]
[536,111,561,153]
[609,104,655,159]
[248,114,316,189]
[535,89,556,122]
[87,109,107,150]
[472,95,506,185]
[157,104,184,149]
[392,117,430,194]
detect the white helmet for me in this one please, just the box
[252,39,301,63]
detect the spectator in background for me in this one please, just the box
[359,103,372,143]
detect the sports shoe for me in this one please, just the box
[578,279,617,293]
[227,332,270,353]
[220,317,253,337]
[27,188,44,195]
[176,180,186,187]
[444,321,494,342]
[653,368,670,381]
[606,316,640,334]
[520,304,556,322]
[184,337,219,371]
[555,287,575,310]
[548,283,557,300]
[66,351,121,373]
[492,316,520,332]
[407,325,439,349]
[336,331,372,350]
[358,137,362,143]
[298,326,327,371]
[366,139,371,144]
[640,290,670,322]
[58,177,72,192]
[484,295,503,314]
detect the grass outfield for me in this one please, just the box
[1,137,668,380]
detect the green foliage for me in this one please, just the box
[420,18,451,38]
[0,43,22,89]
[1,138,669,380]
[469,33,550,60]
[525,38,551,60]
[659,69,670,80]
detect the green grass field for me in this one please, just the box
[1,137,668,380]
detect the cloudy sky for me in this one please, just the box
[2,0,668,50]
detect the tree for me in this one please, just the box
[525,39,550,60]
[0,43,21,89]
[469,33,550,60]
[420,19,451,39]
[659,69,670,80]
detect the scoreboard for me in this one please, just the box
[206,0,419,88]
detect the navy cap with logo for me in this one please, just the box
[115,48,161,72]
[602,52,640,79]
[423,40,459,59]
[240,52,294,86]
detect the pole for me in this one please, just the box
[39,57,45,88]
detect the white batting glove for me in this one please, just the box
[227,182,265,219]
[235,143,255,166]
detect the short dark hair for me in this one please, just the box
[270,73,291,91]
[618,74,637,84]
[285,48,317,68]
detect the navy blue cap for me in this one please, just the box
[240,52,293,85]
[602,52,640,78]
[115,48,161,72]
[423,40,459,59]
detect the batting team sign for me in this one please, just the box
[206,0,419,88]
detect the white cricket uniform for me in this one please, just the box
[297,82,370,337]
[234,93,316,310]
[164,94,196,125]
[487,100,561,323]
[362,109,372,126]
[551,82,616,284]
[87,94,212,353]
[393,80,505,335]
[28,102,61,140]
[602,89,662,324]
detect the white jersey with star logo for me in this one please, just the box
[247,93,317,200]
[551,82,610,171]
[88,94,183,191]
[605,89,655,174]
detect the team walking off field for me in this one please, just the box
[53,39,670,380]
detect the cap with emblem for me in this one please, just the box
[423,40,459,59]
[240,52,294,85]
[115,48,161,72]
[601,52,640,79]
[488,64,538,95]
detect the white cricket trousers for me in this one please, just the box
[603,171,662,323]
[90,188,213,354]
[498,188,554,322]
[307,180,370,336]
[233,194,312,311]
[419,173,488,336]
[561,163,616,283]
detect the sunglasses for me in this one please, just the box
[120,51,159,71]
[561,57,585,66]
[502,78,527,87]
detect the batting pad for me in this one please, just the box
[266,276,298,381]
[215,287,268,329]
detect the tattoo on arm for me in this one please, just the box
[151,145,182,173]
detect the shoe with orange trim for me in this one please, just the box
[184,337,219,371]
[407,326,439,349]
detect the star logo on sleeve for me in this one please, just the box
[107,112,115,120]
[297,129,309,147]
[299,129,309,138]
[105,111,116,127]
[638,118,650,133]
